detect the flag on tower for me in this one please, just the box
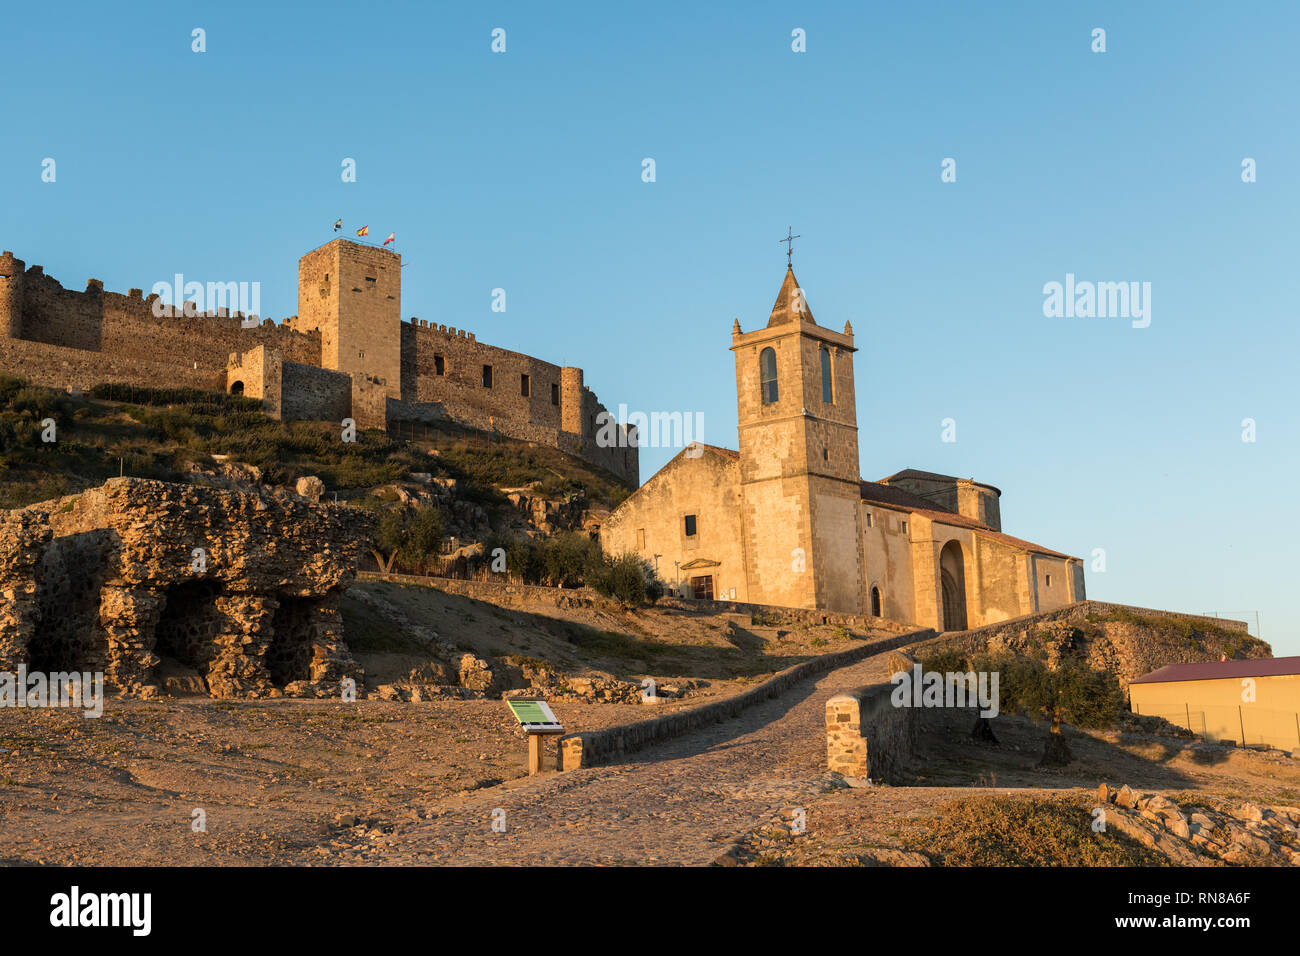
[356,225,369,237]
[333,218,342,232]
[383,232,395,246]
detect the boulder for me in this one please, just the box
[295,475,326,502]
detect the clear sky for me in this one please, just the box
[3,2,1297,651]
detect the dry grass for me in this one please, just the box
[910,793,1170,866]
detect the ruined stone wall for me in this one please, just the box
[0,478,374,700]
[0,511,51,671]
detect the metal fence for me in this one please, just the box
[1137,704,1300,749]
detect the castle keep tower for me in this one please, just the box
[731,266,863,613]
[0,251,25,339]
[297,239,402,400]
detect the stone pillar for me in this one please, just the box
[0,511,49,670]
[205,595,278,698]
[826,694,868,777]
[98,586,163,697]
[302,602,363,696]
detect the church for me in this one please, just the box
[600,263,1086,631]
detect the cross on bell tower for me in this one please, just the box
[780,227,800,268]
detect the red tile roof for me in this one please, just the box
[860,481,1075,560]
[1131,657,1300,684]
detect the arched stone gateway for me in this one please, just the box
[939,540,967,631]
[229,380,244,396]
[870,586,882,617]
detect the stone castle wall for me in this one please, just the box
[0,246,638,486]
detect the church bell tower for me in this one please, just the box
[730,261,864,613]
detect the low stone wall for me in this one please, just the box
[658,594,918,634]
[825,682,917,783]
[824,649,987,783]
[357,572,923,634]
[558,629,931,770]
[357,572,595,608]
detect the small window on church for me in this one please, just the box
[865,513,873,528]
[822,448,829,461]
[482,365,493,388]
[684,515,697,537]
[551,383,560,405]
[364,276,376,283]
[759,347,778,404]
[901,520,908,533]
[1045,573,1052,587]
[434,354,445,375]
[521,373,531,397]
[821,346,834,404]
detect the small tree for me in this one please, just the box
[370,503,445,573]
[974,652,1124,767]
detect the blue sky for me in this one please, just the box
[3,2,1297,650]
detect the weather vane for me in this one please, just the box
[780,227,800,267]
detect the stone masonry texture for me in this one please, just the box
[0,477,373,699]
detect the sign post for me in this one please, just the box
[506,698,565,775]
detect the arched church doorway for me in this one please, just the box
[870,586,882,617]
[939,540,967,631]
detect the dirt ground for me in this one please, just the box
[3,641,1296,866]
[3,581,1296,867]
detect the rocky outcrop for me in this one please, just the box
[0,477,373,699]
[919,601,1271,689]
[1097,783,1300,866]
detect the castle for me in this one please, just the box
[0,239,638,486]
[601,265,1087,631]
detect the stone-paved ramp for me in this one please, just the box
[374,649,906,866]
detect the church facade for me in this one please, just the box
[600,266,1086,631]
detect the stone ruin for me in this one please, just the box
[0,477,373,699]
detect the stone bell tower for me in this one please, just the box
[730,264,864,613]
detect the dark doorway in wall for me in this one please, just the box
[266,597,316,688]
[481,365,493,388]
[940,540,968,631]
[870,586,882,617]
[154,580,223,683]
[691,575,714,600]
[229,381,244,396]
[29,532,109,673]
